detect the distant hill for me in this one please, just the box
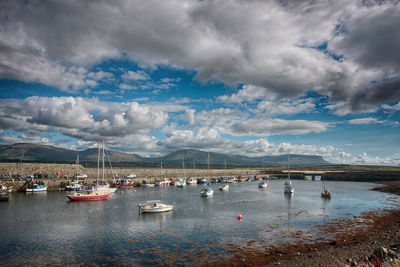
[0,143,331,166]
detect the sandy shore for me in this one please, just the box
[209,182,400,267]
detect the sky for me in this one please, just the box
[0,0,399,165]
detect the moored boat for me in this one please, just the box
[200,186,214,197]
[198,178,207,184]
[187,178,198,184]
[142,180,155,187]
[138,200,173,213]
[25,184,47,192]
[219,183,229,191]
[67,189,112,201]
[155,178,171,186]
[258,180,267,188]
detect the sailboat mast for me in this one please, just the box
[182,155,185,177]
[288,153,291,180]
[102,140,105,182]
[97,143,100,183]
[208,153,210,179]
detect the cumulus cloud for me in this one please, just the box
[0,96,169,141]
[1,0,399,111]
[121,70,149,82]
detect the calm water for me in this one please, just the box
[0,180,398,266]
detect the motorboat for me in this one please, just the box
[138,200,173,213]
[0,184,12,193]
[25,184,47,192]
[258,180,267,188]
[210,178,218,183]
[219,183,229,191]
[67,188,112,201]
[186,178,198,184]
[142,180,155,187]
[200,187,214,197]
[65,182,82,191]
[155,178,171,186]
[197,178,207,184]
[177,179,186,187]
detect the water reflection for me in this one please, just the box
[0,181,398,266]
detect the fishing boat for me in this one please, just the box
[219,183,229,191]
[142,180,155,187]
[258,180,267,188]
[25,184,47,192]
[138,200,173,213]
[284,154,294,194]
[115,178,134,189]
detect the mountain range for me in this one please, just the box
[0,143,331,166]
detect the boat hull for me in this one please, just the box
[67,192,112,201]
[141,207,173,213]
[26,186,47,192]
[117,184,134,189]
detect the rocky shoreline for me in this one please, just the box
[210,182,400,267]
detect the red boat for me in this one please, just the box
[67,190,112,201]
[114,178,134,189]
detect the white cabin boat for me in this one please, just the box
[219,183,229,191]
[200,187,214,197]
[138,200,173,213]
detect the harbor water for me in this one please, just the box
[0,180,399,266]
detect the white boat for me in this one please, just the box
[200,187,214,197]
[258,180,267,188]
[219,183,229,191]
[138,200,173,213]
[197,178,207,184]
[26,184,47,192]
[283,154,294,194]
[0,184,12,193]
[177,179,186,187]
[155,178,171,186]
[321,180,332,198]
[142,180,155,187]
[187,178,198,184]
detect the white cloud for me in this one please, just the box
[348,117,382,125]
[0,96,169,141]
[121,70,149,82]
[382,101,400,111]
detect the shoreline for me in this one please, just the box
[209,182,400,266]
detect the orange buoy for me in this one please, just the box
[237,214,242,221]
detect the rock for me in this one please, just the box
[374,246,388,259]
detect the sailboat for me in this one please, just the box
[320,179,332,198]
[67,141,115,201]
[284,154,294,194]
[200,154,214,197]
